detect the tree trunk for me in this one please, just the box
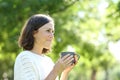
[91,69,97,80]
[105,69,109,80]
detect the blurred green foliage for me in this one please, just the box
[0,0,120,80]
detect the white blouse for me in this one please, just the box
[14,51,58,80]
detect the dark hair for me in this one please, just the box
[18,14,54,53]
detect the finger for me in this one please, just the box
[66,61,75,67]
[74,54,80,63]
[60,55,73,65]
[61,54,71,60]
[64,55,73,61]
[65,57,74,65]
[64,57,75,66]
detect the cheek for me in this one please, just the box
[34,31,49,43]
[34,33,43,43]
[42,32,50,39]
[37,33,48,42]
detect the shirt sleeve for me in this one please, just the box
[14,53,39,80]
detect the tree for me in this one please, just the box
[0,0,78,79]
[0,0,120,79]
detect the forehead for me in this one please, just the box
[39,22,54,30]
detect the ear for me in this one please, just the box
[33,30,38,37]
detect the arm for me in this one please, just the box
[14,54,39,80]
[44,66,59,80]
[60,71,69,80]
[60,65,74,80]
[45,54,74,80]
[60,54,79,80]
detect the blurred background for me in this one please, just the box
[0,0,120,80]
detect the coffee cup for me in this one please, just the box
[61,52,80,64]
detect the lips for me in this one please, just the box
[47,39,53,41]
[46,40,53,44]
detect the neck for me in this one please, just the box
[31,44,43,55]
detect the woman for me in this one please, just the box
[14,14,78,80]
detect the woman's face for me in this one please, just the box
[33,22,54,49]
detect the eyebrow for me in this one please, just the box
[46,28,54,31]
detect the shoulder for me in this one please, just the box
[14,51,39,79]
[17,50,32,56]
[15,51,34,65]
[14,50,37,72]
[16,51,33,59]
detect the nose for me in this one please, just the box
[49,33,54,39]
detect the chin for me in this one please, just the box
[44,46,51,49]
[44,43,52,49]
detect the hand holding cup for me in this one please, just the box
[61,52,80,65]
